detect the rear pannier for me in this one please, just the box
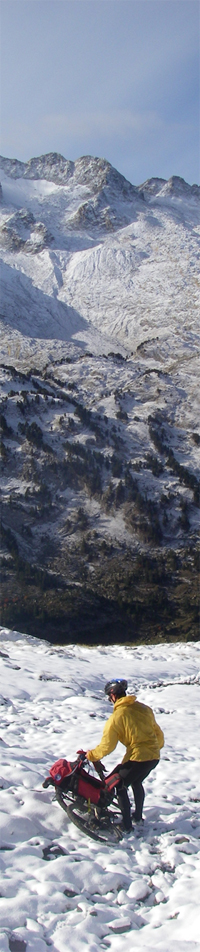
[76,769,103,804]
[49,758,73,785]
[45,758,121,805]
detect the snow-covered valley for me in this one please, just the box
[0,153,199,641]
[0,630,200,952]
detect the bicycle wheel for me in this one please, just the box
[55,787,84,815]
[66,801,123,843]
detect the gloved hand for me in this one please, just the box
[76,749,86,761]
[93,760,107,781]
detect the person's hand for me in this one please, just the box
[93,760,106,772]
[86,750,91,760]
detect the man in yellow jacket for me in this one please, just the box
[86,679,164,832]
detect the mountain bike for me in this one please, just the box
[43,751,124,843]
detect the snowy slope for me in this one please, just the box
[0,154,199,356]
[0,628,200,952]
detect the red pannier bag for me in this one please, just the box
[76,768,103,805]
[104,770,121,794]
[49,758,72,785]
[76,767,120,804]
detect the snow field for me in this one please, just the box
[0,632,200,951]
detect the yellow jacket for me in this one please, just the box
[87,695,164,764]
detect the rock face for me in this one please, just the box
[0,207,54,253]
[0,154,199,643]
[0,151,199,339]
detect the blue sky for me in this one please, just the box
[1,0,199,185]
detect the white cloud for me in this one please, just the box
[42,108,163,138]
[1,106,198,186]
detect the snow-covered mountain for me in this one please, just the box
[0,154,199,642]
[0,154,199,350]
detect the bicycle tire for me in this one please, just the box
[55,787,87,815]
[55,787,123,843]
[55,787,70,814]
[66,801,123,843]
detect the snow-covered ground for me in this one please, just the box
[0,628,200,952]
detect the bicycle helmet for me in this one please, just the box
[105,679,127,700]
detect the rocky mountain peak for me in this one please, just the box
[0,152,74,185]
[0,152,198,209]
[0,151,138,200]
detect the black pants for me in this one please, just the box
[114,759,159,829]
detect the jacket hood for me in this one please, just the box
[114,695,136,709]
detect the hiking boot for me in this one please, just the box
[113,819,132,834]
[124,823,133,834]
[132,811,144,824]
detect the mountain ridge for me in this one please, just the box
[0,151,199,195]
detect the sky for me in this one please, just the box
[0,0,199,186]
